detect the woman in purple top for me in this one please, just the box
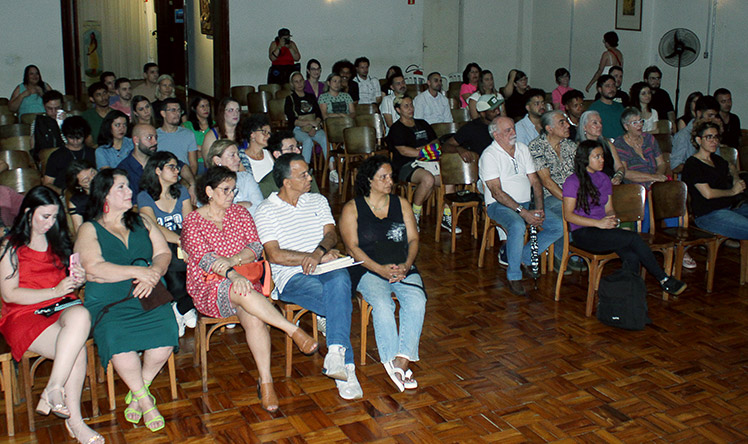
[562,140,687,295]
[303,59,325,99]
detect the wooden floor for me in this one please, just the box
[2,184,748,443]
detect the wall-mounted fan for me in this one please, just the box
[658,28,700,114]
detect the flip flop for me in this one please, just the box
[403,369,418,390]
[383,361,405,392]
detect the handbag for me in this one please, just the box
[418,142,441,161]
[203,259,273,297]
[597,269,651,330]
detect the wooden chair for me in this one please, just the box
[648,119,671,135]
[477,206,554,272]
[38,147,58,174]
[19,114,39,126]
[358,293,398,366]
[451,108,470,124]
[715,237,748,286]
[0,97,9,106]
[0,113,16,126]
[230,85,255,108]
[405,85,420,100]
[447,83,462,101]
[0,135,32,152]
[354,114,386,147]
[435,153,480,251]
[1,334,28,436]
[354,103,378,116]
[0,123,30,139]
[448,97,460,110]
[247,91,271,114]
[258,83,281,97]
[194,315,241,392]
[719,146,739,168]
[322,115,355,188]
[275,301,318,378]
[432,122,460,140]
[582,99,594,112]
[268,98,288,130]
[340,126,377,201]
[104,352,177,411]
[649,181,719,293]
[654,133,672,154]
[275,89,292,101]
[739,145,748,172]
[0,168,41,193]
[0,149,34,170]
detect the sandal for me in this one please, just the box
[136,386,164,432]
[383,361,405,392]
[256,379,279,413]
[36,387,70,419]
[65,419,105,444]
[124,382,154,424]
[683,252,697,269]
[291,327,319,355]
[403,369,418,390]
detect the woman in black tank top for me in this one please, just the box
[340,156,426,393]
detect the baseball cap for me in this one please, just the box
[476,94,503,112]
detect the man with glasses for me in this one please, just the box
[644,65,676,132]
[157,98,199,175]
[479,117,561,296]
[258,130,321,197]
[589,75,625,139]
[516,89,547,146]
[254,153,363,401]
[671,95,722,174]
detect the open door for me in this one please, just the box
[154,0,186,87]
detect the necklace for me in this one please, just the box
[365,195,388,211]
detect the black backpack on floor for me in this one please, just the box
[597,269,651,330]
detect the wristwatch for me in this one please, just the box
[515,205,524,214]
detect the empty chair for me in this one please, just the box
[0,167,41,193]
[275,89,292,101]
[268,98,288,130]
[322,115,355,188]
[340,126,377,200]
[247,91,271,114]
[230,85,255,107]
[0,113,16,126]
[355,114,386,147]
[451,108,470,124]
[258,83,281,97]
[0,149,34,169]
[19,113,39,126]
[355,103,378,116]
[435,153,481,251]
[38,147,58,174]
[0,123,31,138]
[719,146,739,168]
[0,135,32,152]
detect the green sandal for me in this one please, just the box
[124,381,155,424]
[143,404,165,432]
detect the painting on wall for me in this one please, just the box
[200,0,213,36]
[616,0,642,31]
[81,20,103,84]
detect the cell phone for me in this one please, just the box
[69,253,80,274]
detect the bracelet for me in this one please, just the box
[316,244,328,255]
[236,255,242,266]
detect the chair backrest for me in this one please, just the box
[230,85,255,106]
[275,89,292,101]
[0,149,34,169]
[447,82,462,101]
[354,114,385,140]
[0,135,32,152]
[611,183,646,227]
[325,115,355,144]
[654,133,673,154]
[267,99,287,125]
[0,97,9,106]
[0,112,16,126]
[739,145,748,172]
[0,123,31,138]
[439,152,479,186]
[649,180,687,232]
[405,86,419,99]
[39,147,58,174]
[19,113,40,126]
[448,97,460,110]
[0,167,41,193]
[354,103,378,116]
[719,145,739,168]
[653,119,671,134]
[343,127,376,155]
[451,108,470,123]
[247,91,271,114]
[432,122,459,139]
[258,83,281,96]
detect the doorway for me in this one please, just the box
[154,0,187,87]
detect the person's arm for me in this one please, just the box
[623,168,666,183]
[382,112,394,128]
[535,168,563,200]
[262,223,339,274]
[442,136,477,163]
[585,52,610,92]
[393,136,439,159]
[607,141,626,184]
[503,70,517,98]
[528,171,545,220]
[655,154,668,176]
[319,102,330,120]
[339,200,390,279]
[347,100,355,115]
[468,98,479,120]
[268,40,280,62]
[562,195,618,229]
[179,164,197,204]
[460,84,473,104]
[42,175,62,195]
[67,199,84,233]
[139,207,180,245]
[484,177,542,226]
[188,150,198,176]
[691,160,746,200]
[288,41,301,62]
[0,242,84,304]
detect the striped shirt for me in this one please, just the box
[254,192,335,294]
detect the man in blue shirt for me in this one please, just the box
[588,75,624,140]
[157,98,198,174]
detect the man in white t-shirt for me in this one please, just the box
[380,75,408,130]
[478,117,562,295]
[254,153,362,400]
[353,57,383,105]
[413,72,453,125]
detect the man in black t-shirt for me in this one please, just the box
[444,94,502,160]
[43,116,95,194]
[644,66,676,132]
[715,88,742,148]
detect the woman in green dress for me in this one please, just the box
[75,168,177,433]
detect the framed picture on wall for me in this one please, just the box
[616,0,642,31]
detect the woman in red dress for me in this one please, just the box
[181,167,318,413]
[0,186,102,444]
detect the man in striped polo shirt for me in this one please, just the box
[254,153,363,400]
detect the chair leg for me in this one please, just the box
[193,326,200,368]
[706,241,718,293]
[478,218,491,268]
[168,353,177,401]
[86,341,99,417]
[2,360,13,436]
[285,307,294,378]
[106,362,115,411]
[661,248,674,301]
[554,253,570,301]
[360,298,369,366]
[741,240,748,285]
[585,261,599,317]
[199,321,209,392]
[21,356,34,432]
[673,245,685,281]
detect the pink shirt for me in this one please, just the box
[552,85,572,111]
[110,100,131,117]
[459,83,477,108]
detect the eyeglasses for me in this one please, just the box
[216,186,238,195]
[702,134,721,141]
[254,129,271,136]
[627,119,645,126]
[163,164,179,171]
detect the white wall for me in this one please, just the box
[229,0,424,88]
[0,1,64,98]
[185,0,214,95]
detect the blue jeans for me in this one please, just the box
[293,127,329,164]
[544,196,564,260]
[486,200,563,281]
[695,205,748,240]
[279,269,354,364]
[357,271,426,364]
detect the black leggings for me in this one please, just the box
[572,227,667,281]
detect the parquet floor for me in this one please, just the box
[2,184,747,443]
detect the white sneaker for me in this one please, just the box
[329,170,340,184]
[183,308,198,329]
[322,345,347,380]
[335,364,363,400]
[225,324,237,329]
[316,315,327,337]
[171,303,185,338]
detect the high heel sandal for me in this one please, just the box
[65,419,105,444]
[257,379,279,413]
[291,327,319,355]
[36,387,70,419]
[135,385,165,432]
[124,381,155,425]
